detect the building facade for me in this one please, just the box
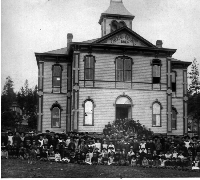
[35,0,191,135]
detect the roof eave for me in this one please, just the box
[98,13,135,24]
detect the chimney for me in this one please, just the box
[156,40,163,48]
[67,33,73,51]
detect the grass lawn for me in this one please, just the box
[1,159,200,178]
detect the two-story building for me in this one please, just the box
[35,0,191,135]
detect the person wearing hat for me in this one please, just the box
[13,132,21,148]
[184,135,191,149]
[68,138,76,152]
[146,138,156,155]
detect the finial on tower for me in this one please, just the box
[110,0,123,3]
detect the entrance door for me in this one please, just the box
[116,96,132,120]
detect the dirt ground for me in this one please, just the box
[1,159,200,178]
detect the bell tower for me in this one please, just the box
[99,0,135,37]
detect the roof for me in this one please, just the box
[99,0,134,24]
[81,38,99,43]
[171,58,191,64]
[45,47,68,55]
[103,0,133,16]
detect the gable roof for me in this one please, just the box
[93,26,156,48]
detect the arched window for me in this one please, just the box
[50,101,62,128]
[111,20,118,32]
[84,55,95,81]
[118,21,126,28]
[83,99,95,126]
[116,56,132,82]
[172,106,178,130]
[152,102,162,127]
[52,64,62,93]
[152,59,161,84]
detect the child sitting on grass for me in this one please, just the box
[131,156,137,167]
[85,153,92,165]
[55,150,62,162]
[142,156,149,167]
[48,145,55,162]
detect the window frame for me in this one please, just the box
[172,106,178,130]
[171,71,177,92]
[50,101,62,128]
[52,64,63,93]
[115,56,133,82]
[151,59,161,84]
[83,99,95,126]
[152,101,162,127]
[84,55,95,82]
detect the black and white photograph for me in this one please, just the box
[1,0,200,178]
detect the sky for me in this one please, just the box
[2,0,200,92]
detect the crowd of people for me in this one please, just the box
[1,119,200,171]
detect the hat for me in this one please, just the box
[130,146,133,149]
[184,135,190,139]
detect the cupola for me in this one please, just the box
[99,0,135,37]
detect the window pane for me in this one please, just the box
[85,69,90,80]
[152,114,156,126]
[85,101,93,125]
[153,65,160,77]
[85,56,94,68]
[53,77,61,87]
[116,58,123,70]
[172,72,176,83]
[156,115,161,126]
[116,70,123,81]
[124,71,131,81]
[124,59,131,70]
[172,120,176,129]
[52,107,60,127]
[153,103,160,114]
[53,66,61,76]
[85,69,93,80]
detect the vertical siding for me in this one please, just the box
[78,88,167,134]
[42,93,67,133]
[43,61,67,93]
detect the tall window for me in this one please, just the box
[51,101,62,128]
[83,99,94,126]
[152,59,161,84]
[172,106,177,130]
[116,56,132,82]
[172,71,176,92]
[84,56,95,80]
[52,65,62,93]
[152,102,161,127]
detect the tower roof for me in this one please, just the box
[99,0,134,24]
